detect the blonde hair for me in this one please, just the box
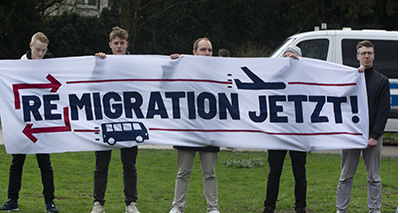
[31,32,49,45]
[109,26,129,41]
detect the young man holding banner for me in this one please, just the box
[91,27,140,213]
[335,40,390,213]
[263,46,307,213]
[169,38,220,213]
[0,32,59,213]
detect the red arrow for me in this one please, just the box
[22,107,71,143]
[13,74,62,109]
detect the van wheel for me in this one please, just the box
[107,137,116,145]
[135,135,144,143]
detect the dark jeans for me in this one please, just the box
[264,150,307,209]
[8,154,55,204]
[93,146,138,206]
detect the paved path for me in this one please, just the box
[0,129,396,158]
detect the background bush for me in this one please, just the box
[0,0,397,59]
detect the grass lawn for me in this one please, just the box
[0,146,397,212]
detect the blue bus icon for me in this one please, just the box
[101,122,149,145]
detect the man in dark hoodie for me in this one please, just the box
[20,32,53,60]
[335,40,390,213]
[0,32,59,213]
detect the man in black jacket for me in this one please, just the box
[335,40,390,213]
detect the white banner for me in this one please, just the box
[0,55,368,154]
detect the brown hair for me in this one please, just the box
[193,37,210,51]
[218,48,230,57]
[109,26,129,41]
[356,40,374,53]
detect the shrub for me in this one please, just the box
[221,158,264,168]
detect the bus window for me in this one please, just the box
[123,123,133,131]
[105,124,113,132]
[114,123,122,131]
[132,123,142,130]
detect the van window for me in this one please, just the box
[114,123,122,131]
[105,124,113,132]
[132,123,142,130]
[342,39,398,78]
[122,123,133,131]
[297,39,329,60]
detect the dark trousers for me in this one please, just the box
[8,154,55,204]
[93,146,138,206]
[264,150,307,209]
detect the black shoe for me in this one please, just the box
[296,207,306,213]
[46,202,60,213]
[0,199,19,211]
[263,206,274,213]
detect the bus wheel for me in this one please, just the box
[136,135,144,143]
[107,137,116,145]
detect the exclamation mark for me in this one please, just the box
[350,96,360,123]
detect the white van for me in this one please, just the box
[269,28,398,132]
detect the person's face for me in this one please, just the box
[283,51,298,59]
[30,40,48,59]
[357,46,375,68]
[193,40,212,56]
[109,36,128,55]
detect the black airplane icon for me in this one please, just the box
[234,66,286,90]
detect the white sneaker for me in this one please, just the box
[126,202,140,213]
[169,206,183,213]
[91,201,105,213]
[208,210,220,213]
